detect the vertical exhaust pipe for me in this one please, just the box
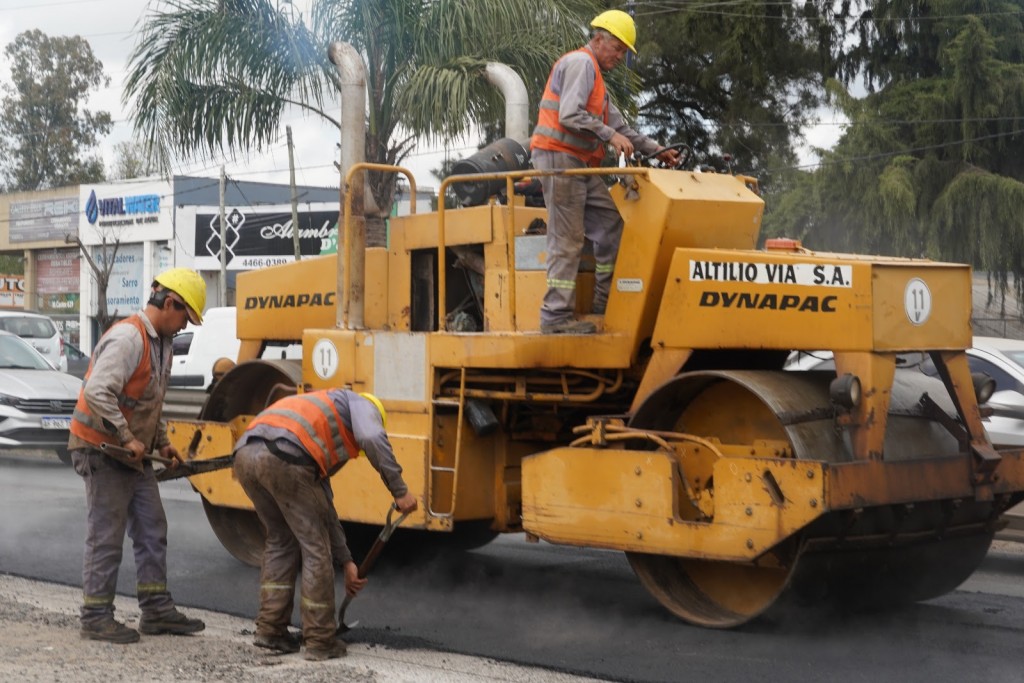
[328,41,367,330]
[483,62,530,143]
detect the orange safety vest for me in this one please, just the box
[531,48,609,167]
[245,390,360,478]
[70,315,152,448]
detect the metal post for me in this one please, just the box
[287,125,301,260]
[219,166,227,307]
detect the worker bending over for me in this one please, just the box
[233,389,417,661]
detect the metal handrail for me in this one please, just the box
[341,162,417,329]
[436,167,650,327]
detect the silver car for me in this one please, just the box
[786,337,1024,447]
[0,330,80,463]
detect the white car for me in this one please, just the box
[0,310,67,373]
[170,306,300,390]
[950,337,1024,448]
[785,337,1024,447]
[0,330,81,463]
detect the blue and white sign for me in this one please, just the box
[78,181,173,245]
[95,243,146,317]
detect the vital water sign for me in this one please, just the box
[85,189,161,226]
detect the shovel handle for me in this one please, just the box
[337,503,410,631]
[99,442,179,468]
[357,503,410,578]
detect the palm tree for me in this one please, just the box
[123,0,601,217]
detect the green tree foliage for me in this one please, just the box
[0,30,112,191]
[109,140,161,181]
[124,0,600,214]
[764,3,1024,309]
[631,1,835,183]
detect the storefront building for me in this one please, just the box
[2,176,435,352]
[0,188,83,344]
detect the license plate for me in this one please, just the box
[41,416,72,430]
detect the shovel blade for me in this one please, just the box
[336,618,358,635]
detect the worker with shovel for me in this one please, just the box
[68,268,208,644]
[233,389,417,661]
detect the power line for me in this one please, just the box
[632,0,1024,23]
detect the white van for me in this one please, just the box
[170,307,300,390]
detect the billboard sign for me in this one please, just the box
[37,249,81,314]
[9,197,79,243]
[192,208,338,271]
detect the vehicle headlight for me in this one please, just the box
[0,393,19,407]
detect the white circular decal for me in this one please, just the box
[904,277,932,326]
[312,338,339,380]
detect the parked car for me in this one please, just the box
[170,306,300,390]
[63,341,91,379]
[0,310,67,373]
[935,337,1024,448]
[785,337,1024,447]
[0,330,80,464]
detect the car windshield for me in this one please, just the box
[0,316,56,339]
[1000,350,1024,373]
[0,335,51,370]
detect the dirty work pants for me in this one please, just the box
[72,448,175,625]
[533,148,624,326]
[233,441,338,650]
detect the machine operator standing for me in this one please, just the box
[531,9,680,335]
[232,389,417,661]
[69,268,208,644]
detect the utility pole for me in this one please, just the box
[626,0,636,70]
[219,166,227,306]
[287,125,301,260]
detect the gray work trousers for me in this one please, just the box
[72,448,175,625]
[533,149,623,325]
[233,441,339,650]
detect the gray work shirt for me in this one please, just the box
[238,389,408,498]
[68,311,173,453]
[545,48,660,156]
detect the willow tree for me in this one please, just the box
[124,0,600,228]
[764,5,1024,312]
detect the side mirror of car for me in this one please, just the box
[986,389,1024,419]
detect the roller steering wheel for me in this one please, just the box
[634,142,690,169]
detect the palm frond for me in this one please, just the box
[124,0,332,167]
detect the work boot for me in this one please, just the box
[139,608,206,635]
[592,302,606,315]
[303,639,348,661]
[540,318,597,335]
[254,631,301,654]
[80,618,140,644]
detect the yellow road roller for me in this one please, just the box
[167,152,1024,628]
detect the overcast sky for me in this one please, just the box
[0,0,468,192]
[0,0,837,192]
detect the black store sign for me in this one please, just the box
[194,209,338,270]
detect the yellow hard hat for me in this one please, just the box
[360,392,387,429]
[591,9,637,53]
[153,268,206,324]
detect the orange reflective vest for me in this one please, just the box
[531,48,609,166]
[246,390,360,478]
[70,315,152,448]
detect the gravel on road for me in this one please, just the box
[0,574,605,683]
